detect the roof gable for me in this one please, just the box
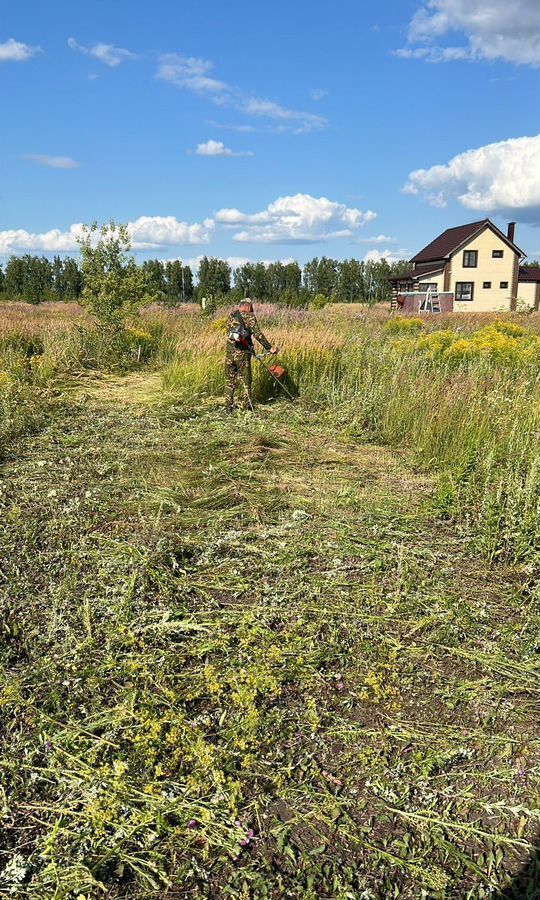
[411,219,524,264]
[411,220,487,263]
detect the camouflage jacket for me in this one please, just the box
[226,310,272,358]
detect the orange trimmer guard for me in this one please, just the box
[268,364,286,378]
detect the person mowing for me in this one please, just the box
[225,299,277,412]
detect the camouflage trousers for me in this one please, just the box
[225,351,253,408]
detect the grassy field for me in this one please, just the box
[2,302,540,898]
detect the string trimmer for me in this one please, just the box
[250,349,296,401]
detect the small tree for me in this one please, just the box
[312,292,329,310]
[77,221,152,330]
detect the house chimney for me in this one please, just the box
[507,222,516,243]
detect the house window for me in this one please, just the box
[492,249,503,258]
[500,281,509,289]
[463,250,478,268]
[483,281,492,289]
[418,283,438,292]
[455,282,474,301]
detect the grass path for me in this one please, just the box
[1,372,539,898]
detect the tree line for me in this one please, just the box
[0,253,410,306]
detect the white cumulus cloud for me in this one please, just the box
[215,194,376,244]
[0,216,214,256]
[195,139,253,157]
[397,0,540,66]
[157,54,327,133]
[363,248,411,264]
[0,197,379,255]
[68,37,137,67]
[128,215,214,249]
[23,154,79,169]
[0,38,41,62]
[403,134,540,223]
[0,225,85,255]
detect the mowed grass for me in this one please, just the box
[2,305,540,896]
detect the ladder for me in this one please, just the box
[420,287,441,313]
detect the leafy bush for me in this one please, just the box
[77,222,155,331]
[312,293,330,310]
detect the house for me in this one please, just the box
[392,219,540,312]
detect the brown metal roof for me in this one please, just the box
[414,266,445,279]
[411,219,524,263]
[519,266,540,283]
[411,220,488,263]
[390,271,415,282]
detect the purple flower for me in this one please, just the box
[239,828,255,847]
[188,819,197,829]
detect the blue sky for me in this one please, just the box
[1,0,540,268]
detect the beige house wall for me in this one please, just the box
[516,282,539,310]
[450,226,518,312]
[416,272,445,292]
